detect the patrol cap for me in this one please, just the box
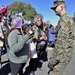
[51,0,65,10]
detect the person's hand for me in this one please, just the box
[44,36,47,40]
[27,30,34,38]
[0,33,4,38]
[40,36,47,40]
[40,36,44,40]
[53,26,56,30]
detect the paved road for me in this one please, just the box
[64,52,75,75]
[1,48,75,75]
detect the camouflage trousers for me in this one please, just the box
[49,48,73,75]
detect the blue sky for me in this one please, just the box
[0,0,75,25]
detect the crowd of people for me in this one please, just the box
[0,8,56,75]
[0,0,75,75]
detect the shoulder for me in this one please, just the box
[8,29,20,38]
[59,13,74,26]
[33,25,38,31]
[11,29,19,34]
[33,25,37,29]
[61,13,73,24]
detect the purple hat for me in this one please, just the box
[34,18,37,23]
[34,15,43,23]
[12,16,22,28]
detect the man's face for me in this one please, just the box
[54,5,62,16]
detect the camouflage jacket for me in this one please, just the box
[54,13,75,60]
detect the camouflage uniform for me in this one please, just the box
[49,13,75,75]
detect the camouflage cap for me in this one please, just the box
[51,0,65,9]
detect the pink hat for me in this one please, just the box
[0,9,3,19]
[1,6,8,17]
[0,9,2,15]
[1,5,7,10]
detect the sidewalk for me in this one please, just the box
[1,47,75,75]
[35,48,53,75]
[1,53,10,75]
[0,47,53,75]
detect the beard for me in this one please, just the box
[56,13,60,17]
[55,11,60,17]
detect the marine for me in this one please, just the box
[48,0,75,75]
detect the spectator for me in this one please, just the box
[29,15,47,75]
[8,15,33,75]
[48,24,56,48]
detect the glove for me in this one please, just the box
[48,60,60,71]
[48,62,54,71]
